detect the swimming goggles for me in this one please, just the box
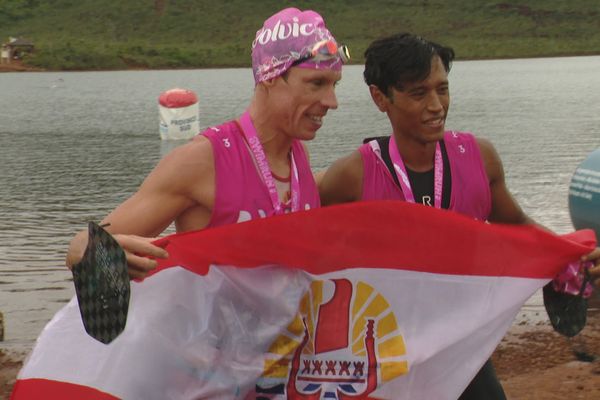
[293,39,350,66]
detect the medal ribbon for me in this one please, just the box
[388,135,443,208]
[239,111,300,214]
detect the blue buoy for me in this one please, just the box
[569,148,600,240]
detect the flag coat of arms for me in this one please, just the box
[11,201,596,399]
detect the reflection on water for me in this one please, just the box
[0,58,599,350]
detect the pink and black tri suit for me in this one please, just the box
[359,131,491,220]
[360,131,507,399]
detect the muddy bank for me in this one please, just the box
[0,349,24,397]
[0,61,44,72]
[494,296,600,399]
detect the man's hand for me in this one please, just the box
[582,247,600,288]
[67,231,169,280]
[112,234,169,280]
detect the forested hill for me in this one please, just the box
[1,0,599,70]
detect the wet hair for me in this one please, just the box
[364,33,455,97]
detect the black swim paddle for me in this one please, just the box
[543,267,591,338]
[71,222,130,344]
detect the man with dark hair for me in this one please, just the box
[318,32,600,399]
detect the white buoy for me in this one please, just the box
[158,88,199,140]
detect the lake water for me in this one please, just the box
[0,58,599,352]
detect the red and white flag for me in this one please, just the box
[11,201,596,400]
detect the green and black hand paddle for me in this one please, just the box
[72,222,130,344]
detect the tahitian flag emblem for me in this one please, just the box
[256,278,408,399]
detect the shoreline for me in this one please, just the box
[3,52,600,73]
[0,62,44,73]
[0,348,25,397]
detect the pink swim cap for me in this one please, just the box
[251,8,345,84]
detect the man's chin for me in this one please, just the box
[298,126,319,141]
[424,128,445,142]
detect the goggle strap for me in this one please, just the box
[293,40,350,66]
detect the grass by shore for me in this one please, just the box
[1,0,600,71]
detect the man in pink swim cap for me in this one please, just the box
[248,7,349,141]
[66,8,349,278]
[251,7,348,84]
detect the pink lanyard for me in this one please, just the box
[239,111,300,214]
[388,135,444,209]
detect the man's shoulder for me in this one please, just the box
[443,130,475,142]
[329,149,364,179]
[319,149,364,205]
[198,120,239,139]
[159,135,215,175]
[362,135,389,145]
[443,130,485,155]
[472,136,498,162]
[442,131,498,150]
[457,135,502,183]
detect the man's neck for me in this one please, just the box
[393,133,440,173]
[246,105,293,175]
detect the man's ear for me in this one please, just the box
[369,85,389,113]
[260,74,286,92]
[262,78,277,88]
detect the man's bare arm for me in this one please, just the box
[66,137,215,279]
[477,137,600,286]
[477,138,534,225]
[318,151,364,206]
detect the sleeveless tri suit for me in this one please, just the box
[201,120,320,228]
[359,131,491,220]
